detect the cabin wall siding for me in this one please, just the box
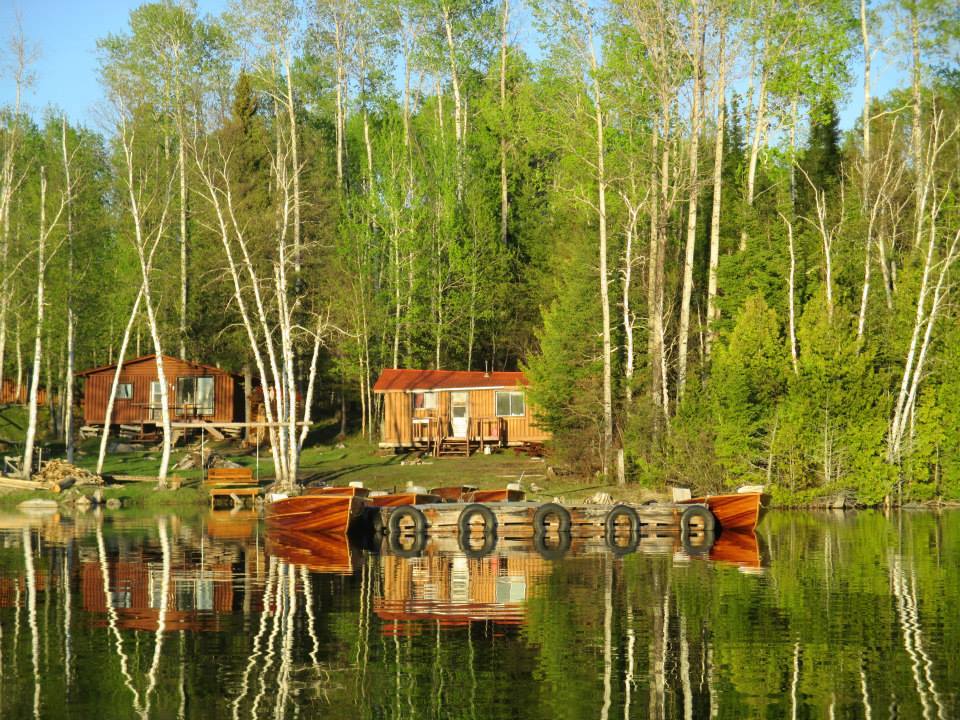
[81,357,239,425]
[377,387,549,446]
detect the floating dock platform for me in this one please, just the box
[373,500,717,557]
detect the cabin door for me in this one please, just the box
[450,392,469,438]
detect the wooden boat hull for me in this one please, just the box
[266,494,364,534]
[685,492,764,531]
[430,485,478,502]
[266,530,356,574]
[304,486,370,498]
[464,488,526,503]
[371,492,441,507]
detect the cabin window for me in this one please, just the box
[150,381,164,421]
[177,376,215,416]
[495,391,525,417]
[116,383,133,400]
[412,391,437,410]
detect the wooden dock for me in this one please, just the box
[374,500,716,557]
[377,501,709,536]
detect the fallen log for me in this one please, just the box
[49,477,76,493]
[105,474,158,483]
[0,476,45,491]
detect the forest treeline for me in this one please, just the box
[0,0,958,500]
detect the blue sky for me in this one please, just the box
[1,0,905,133]
[0,0,227,129]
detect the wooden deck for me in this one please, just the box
[377,501,712,539]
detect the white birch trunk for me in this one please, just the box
[621,198,639,404]
[857,0,872,341]
[706,26,726,359]
[741,66,768,251]
[499,0,510,245]
[193,154,286,484]
[61,119,75,462]
[778,212,799,375]
[21,170,48,478]
[118,115,174,487]
[442,4,465,197]
[677,2,703,400]
[910,9,923,249]
[96,288,143,475]
[298,316,326,449]
[586,25,614,477]
[283,44,302,274]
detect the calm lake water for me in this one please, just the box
[0,508,956,719]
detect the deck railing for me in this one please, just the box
[410,413,505,454]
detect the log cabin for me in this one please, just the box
[373,368,550,455]
[77,354,246,430]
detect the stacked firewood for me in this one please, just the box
[34,460,102,492]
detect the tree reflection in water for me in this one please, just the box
[0,509,956,719]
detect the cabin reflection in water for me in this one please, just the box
[376,551,551,632]
[79,515,267,631]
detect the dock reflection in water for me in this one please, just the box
[0,509,957,719]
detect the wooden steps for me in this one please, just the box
[437,438,471,457]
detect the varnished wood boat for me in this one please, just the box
[429,485,478,502]
[266,530,356,574]
[464,488,526,503]
[370,492,442,507]
[266,494,366,534]
[303,485,370,498]
[684,492,765,531]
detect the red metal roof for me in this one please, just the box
[372,368,529,392]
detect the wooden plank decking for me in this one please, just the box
[377,501,710,538]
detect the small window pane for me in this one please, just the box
[178,377,196,408]
[413,391,437,410]
[150,381,164,421]
[496,391,525,417]
[196,377,215,415]
[117,383,133,400]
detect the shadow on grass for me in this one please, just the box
[299,453,406,486]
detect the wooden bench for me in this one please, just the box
[204,467,261,507]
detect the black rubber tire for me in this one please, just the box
[459,529,498,558]
[681,529,716,557]
[605,505,641,556]
[388,530,427,558]
[533,502,572,533]
[457,503,498,537]
[680,504,716,535]
[533,529,571,561]
[388,505,427,535]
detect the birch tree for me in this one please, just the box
[116,105,176,487]
[21,166,68,478]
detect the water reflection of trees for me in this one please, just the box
[0,510,957,718]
